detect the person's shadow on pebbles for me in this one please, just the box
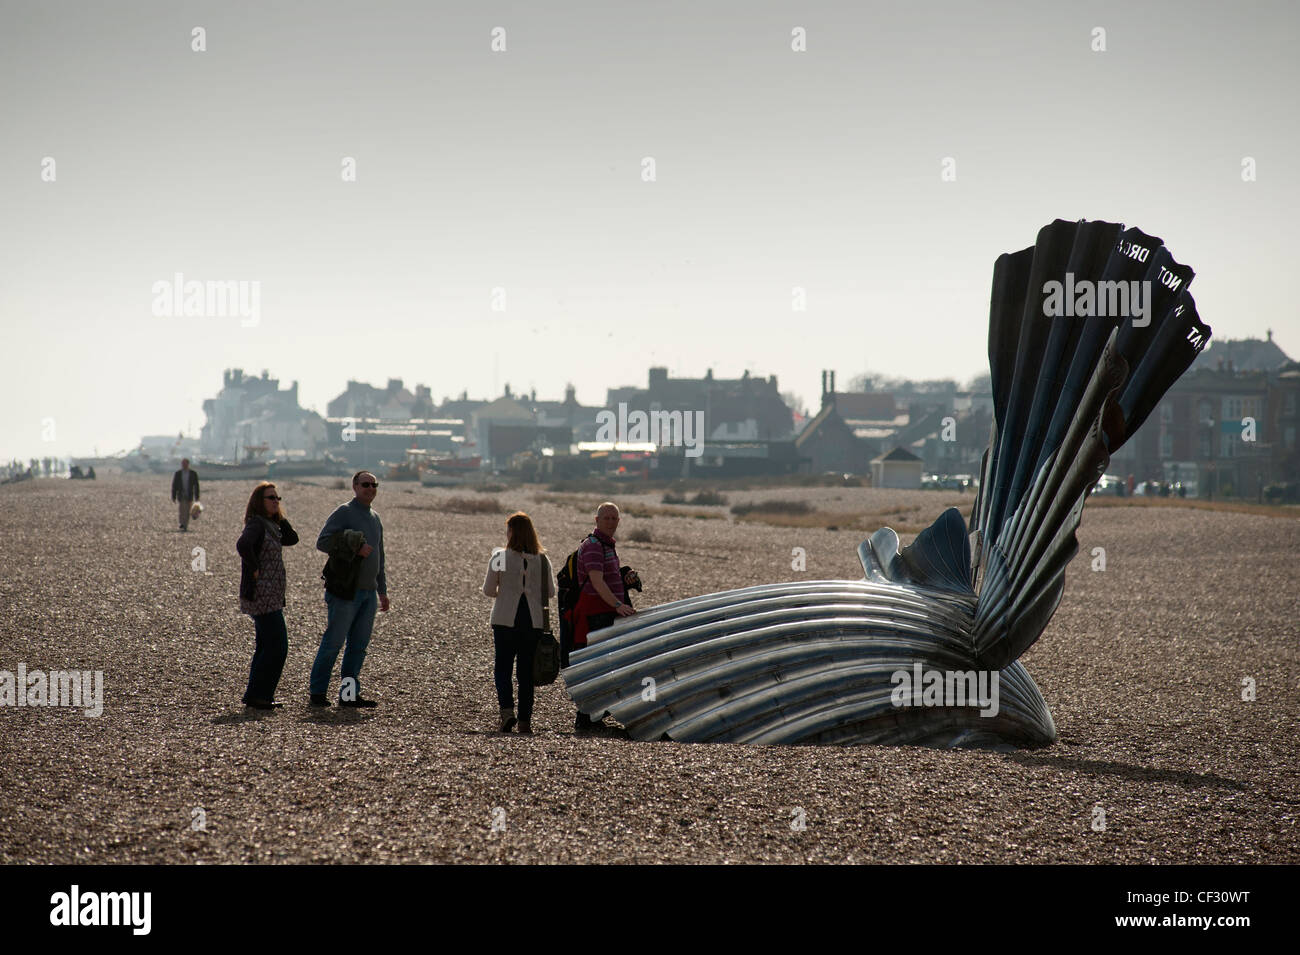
[211,710,278,725]
[299,709,378,725]
[209,708,377,725]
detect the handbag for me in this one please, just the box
[532,555,561,685]
[533,629,561,686]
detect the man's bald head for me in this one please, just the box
[595,502,620,538]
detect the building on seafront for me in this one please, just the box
[199,369,327,461]
[795,370,991,480]
[1116,333,1300,497]
[605,367,795,442]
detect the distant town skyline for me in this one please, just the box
[58,358,989,452]
[3,0,1298,460]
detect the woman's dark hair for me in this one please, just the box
[244,481,284,523]
[505,511,544,555]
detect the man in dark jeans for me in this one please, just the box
[571,502,639,735]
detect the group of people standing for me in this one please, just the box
[481,502,639,736]
[223,469,639,735]
[233,470,388,709]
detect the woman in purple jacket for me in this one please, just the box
[236,481,299,709]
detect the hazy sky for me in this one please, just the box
[2,0,1297,460]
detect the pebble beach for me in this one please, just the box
[1,474,1296,864]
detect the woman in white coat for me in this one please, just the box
[482,511,556,734]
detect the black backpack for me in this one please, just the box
[555,534,609,665]
[556,534,603,615]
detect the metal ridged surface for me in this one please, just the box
[971,220,1210,670]
[568,576,1053,748]
[564,219,1208,749]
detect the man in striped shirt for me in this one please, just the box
[572,502,636,734]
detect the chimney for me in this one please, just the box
[830,370,836,394]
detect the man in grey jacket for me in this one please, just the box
[309,470,390,707]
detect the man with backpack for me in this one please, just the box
[558,502,639,735]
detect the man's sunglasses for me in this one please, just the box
[358,481,379,489]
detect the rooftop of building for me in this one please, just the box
[1192,332,1292,372]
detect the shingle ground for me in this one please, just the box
[1,475,1295,863]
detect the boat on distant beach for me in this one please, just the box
[266,454,350,479]
[382,448,430,482]
[194,460,269,481]
[419,454,483,486]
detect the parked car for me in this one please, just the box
[1264,482,1299,504]
[1093,474,1125,496]
[923,473,975,492]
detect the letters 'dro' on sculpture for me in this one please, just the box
[563,219,1212,749]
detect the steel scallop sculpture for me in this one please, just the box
[564,219,1211,748]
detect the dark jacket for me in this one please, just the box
[320,529,367,600]
[315,499,386,594]
[237,517,299,601]
[171,468,200,501]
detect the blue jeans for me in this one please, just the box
[311,589,378,698]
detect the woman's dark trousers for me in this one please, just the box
[493,595,538,721]
[244,610,289,703]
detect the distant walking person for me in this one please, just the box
[482,512,555,735]
[236,482,299,709]
[310,471,389,707]
[569,502,638,735]
[171,458,201,531]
